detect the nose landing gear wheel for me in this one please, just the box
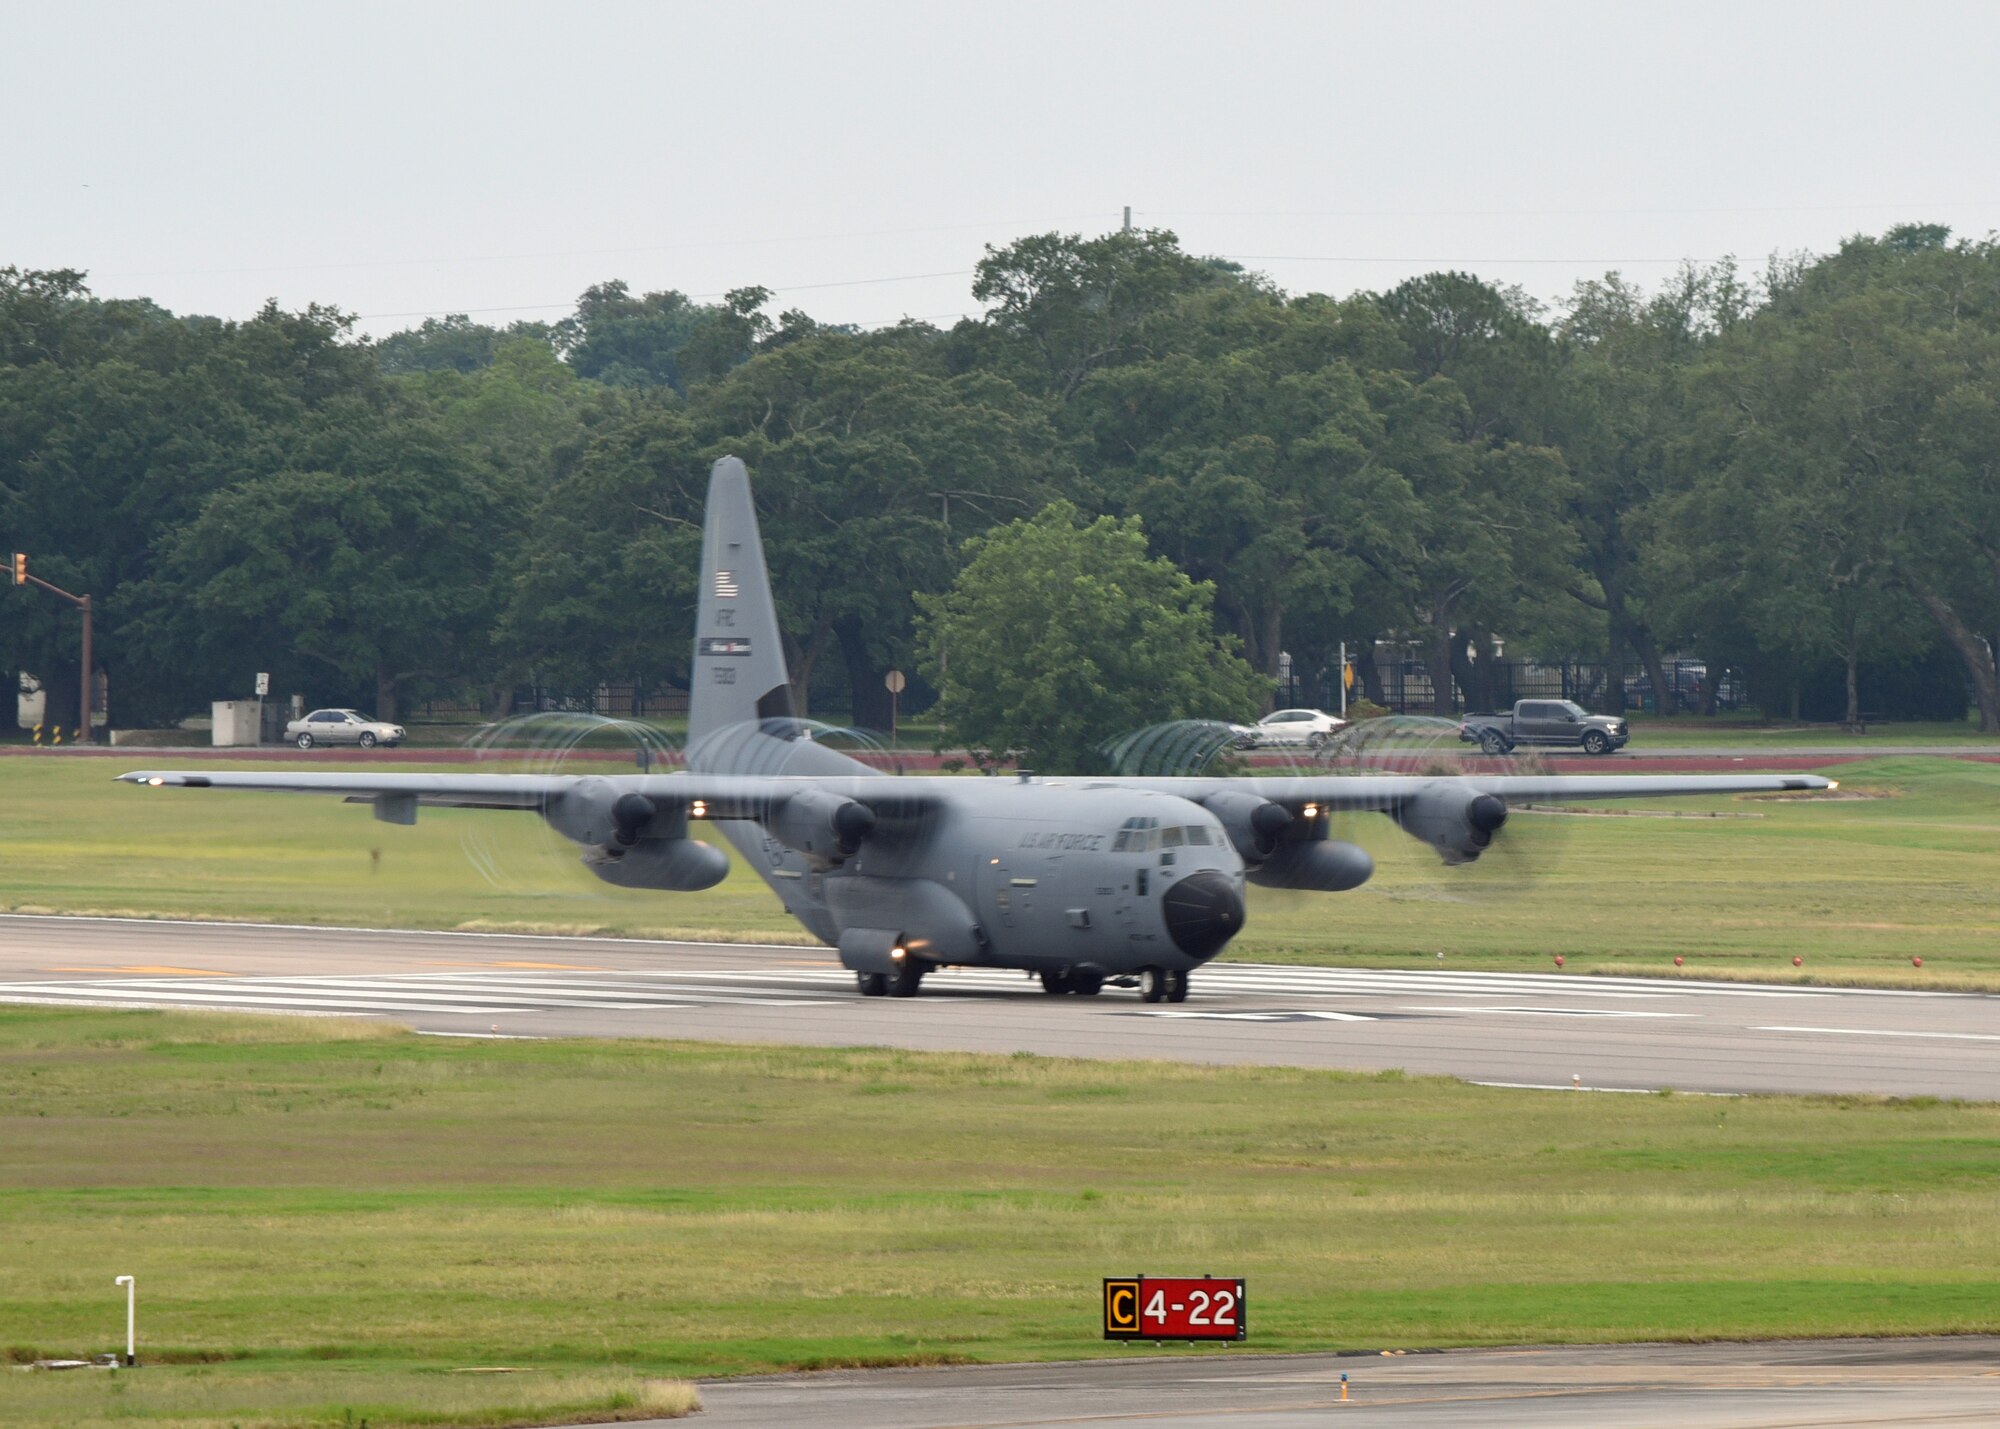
[856,972,887,997]
[1139,967,1169,1003]
[1165,971,1189,1003]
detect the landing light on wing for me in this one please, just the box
[691,799,708,818]
[147,777,163,787]
[1828,780,1840,790]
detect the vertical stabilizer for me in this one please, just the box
[687,456,795,748]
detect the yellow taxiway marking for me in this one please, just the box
[51,965,233,977]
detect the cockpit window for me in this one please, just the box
[1185,825,1212,845]
[1160,826,1184,848]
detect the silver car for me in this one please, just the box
[287,708,406,750]
[1233,708,1350,751]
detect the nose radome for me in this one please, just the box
[1162,869,1246,960]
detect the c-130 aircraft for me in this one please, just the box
[124,457,1831,1003]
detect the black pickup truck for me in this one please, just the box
[1458,699,1630,756]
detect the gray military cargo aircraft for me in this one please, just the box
[122,457,1833,1003]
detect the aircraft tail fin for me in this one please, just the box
[687,456,795,748]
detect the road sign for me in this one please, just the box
[255,672,270,697]
[1103,1276,1245,1341]
[884,669,906,694]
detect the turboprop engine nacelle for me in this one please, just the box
[585,836,729,891]
[768,787,875,867]
[1246,839,1374,892]
[1395,783,1509,865]
[542,778,730,891]
[1202,791,1373,891]
[1202,790,1296,865]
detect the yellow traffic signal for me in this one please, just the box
[9,552,24,585]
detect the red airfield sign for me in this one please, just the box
[1103,1276,1245,1341]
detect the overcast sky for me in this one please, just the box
[7,1,1998,338]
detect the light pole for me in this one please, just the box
[114,1275,135,1367]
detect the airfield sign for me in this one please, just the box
[1103,1276,1245,1341]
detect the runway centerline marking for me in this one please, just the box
[1409,1005,1695,1018]
[1756,1025,2000,1043]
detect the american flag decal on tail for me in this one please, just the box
[698,637,753,657]
[713,569,740,599]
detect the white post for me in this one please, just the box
[1338,641,1348,717]
[114,1275,134,1366]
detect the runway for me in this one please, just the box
[686,1337,2000,1428]
[1,914,1993,1099]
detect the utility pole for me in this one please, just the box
[1122,205,1132,233]
[10,553,94,743]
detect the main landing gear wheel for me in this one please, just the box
[887,960,926,997]
[295,733,314,749]
[1071,971,1104,997]
[1039,969,1071,995]
[1165,971,1189,1003]
[1582,730,1611,755]
[1139,967,1169,1003]
[856,972,887,997]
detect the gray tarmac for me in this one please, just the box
[684,1338,2000,1428]
[0,914,1992,1099]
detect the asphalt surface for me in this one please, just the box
[0,914,1994,1098]
[682,1338,2000,1428]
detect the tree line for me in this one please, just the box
[3,221,1997,743]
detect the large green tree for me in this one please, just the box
[917,502,1267,773]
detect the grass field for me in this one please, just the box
[2,753,1995,986]
[1,1009,1995,1429]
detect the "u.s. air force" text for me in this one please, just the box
[1018,830,1107,850]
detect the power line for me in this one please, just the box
[354,269,974,322]
[1147,201,2000,221]
[97,216,1097,282]
[1223,253,1716,266]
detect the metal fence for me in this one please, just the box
[416,683,691,723]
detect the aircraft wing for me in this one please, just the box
[1104,771,1836,808]
[114,769,938,819]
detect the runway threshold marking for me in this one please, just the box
[1757,1025,2000,1043]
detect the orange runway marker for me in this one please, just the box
[50,966,235,977]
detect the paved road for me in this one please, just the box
[1,915,1993,1098]
[684,1338,2000,1428]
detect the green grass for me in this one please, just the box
[0,1009,1995,1429]
[2,753,1995,985]
[0,1366,695,1429]
[1619,713,1998,747]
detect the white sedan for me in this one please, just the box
[1233,708,1349,751]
